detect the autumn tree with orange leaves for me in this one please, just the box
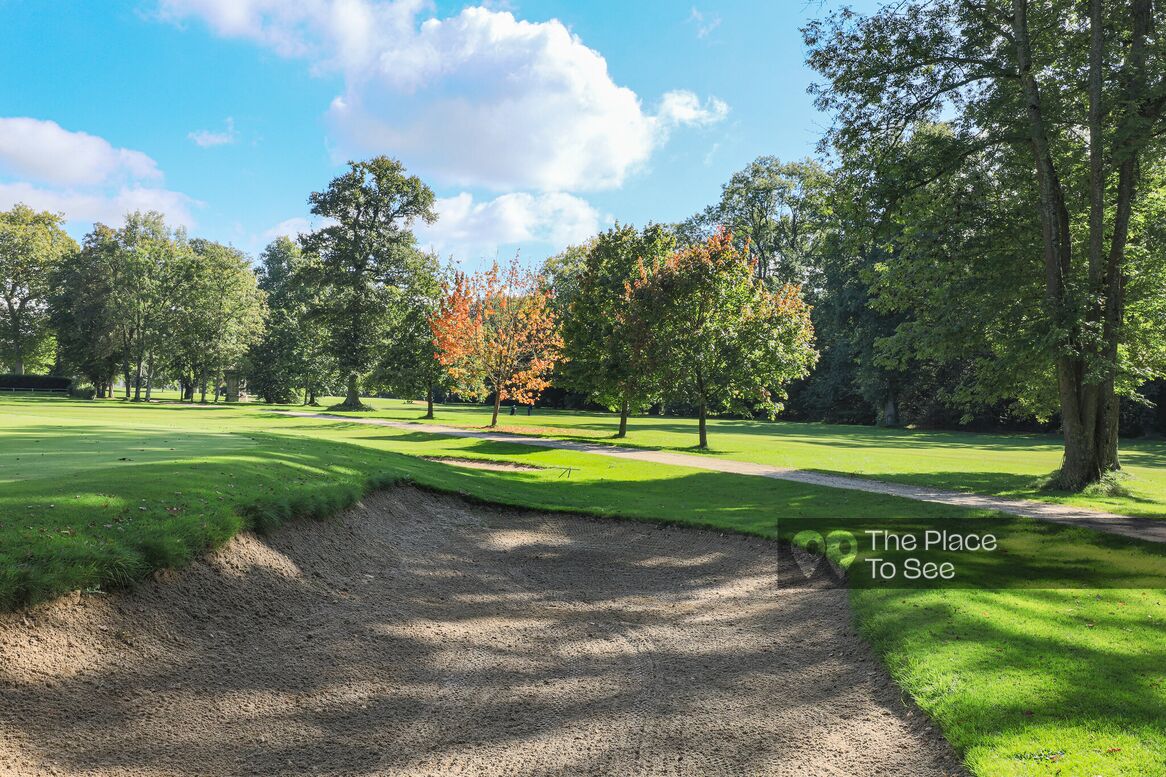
[626,228,817,449]
[432,256,563,427]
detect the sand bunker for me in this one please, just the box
[0,487,963,776]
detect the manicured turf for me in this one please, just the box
[333,397,1166,520]
[2,395,1164,776]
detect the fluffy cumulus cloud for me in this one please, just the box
[0,117,196,227]
[158,0,729,192]
[416,191,605,261]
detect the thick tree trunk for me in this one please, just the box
[617,397,629,438]
[490,393,501,427]
[132,357,143,402]
[425,384,435,419]
[12,356,23,376]
[344,373,360,407]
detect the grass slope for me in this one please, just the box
[2,396,1164,776]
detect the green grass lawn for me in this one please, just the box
[2,395,1164,776]
[323,397,1166,520]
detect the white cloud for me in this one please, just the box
[0,182,197,229]
[688,7,722,39]
[416,191,604,261]
[0,117,160,187]
[261,216,313,242]
[188,116,238,147]
[0,117,195,228]
[158,1,729,192]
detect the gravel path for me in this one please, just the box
[277,411,1166,543]
[0,488,964,776]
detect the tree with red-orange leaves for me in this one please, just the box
[431,255,563,427]
[625,227,817,449]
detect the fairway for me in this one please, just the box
[329,398,1166,520]
[2,396,1166,776]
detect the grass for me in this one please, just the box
[330,397,1166,520]
[2,395,1165,776]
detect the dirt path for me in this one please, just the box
[0,487,963,776]
[277,410,1166,543]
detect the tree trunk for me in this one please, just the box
[425,384,435,419]
[344,373,360,407]
[12,356,23,376]
[698,398,708,449]
[123,360,131,399]
[490,393,501,427]
[881,395,899,427]
[132,357,143,402]
[617,397,629,438]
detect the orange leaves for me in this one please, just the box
[431,255,563,408]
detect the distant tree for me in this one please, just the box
[171,239,265,402]
[0,204,77,374]
[50,225,121,395]
[249,237,319,404]
[300,156,437,409]
[626,229,817,448]
[108,212,184,401]
[560,223,674,436]
[373,249,448,418]
[432,256,563,427]
[682,158,830,285]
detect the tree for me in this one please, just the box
[626,229,817,449]
[108,212,184,401]
[373,249,448,418]
[432,256,563,427]
[560,223,674,436]
[804,0,1166,489]
[50,224,121,395]
[248,237,335,405]
[300,156,437,410]
[0,204,77,374]
[682,158,830,285]
[171,239,266,402]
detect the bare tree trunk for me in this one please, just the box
[490,393,501,427]
[617,396,629,438]
[425,384,435,419]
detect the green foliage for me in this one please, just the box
[0,204,77,374]
[371,249,448,414]
[559,223,674,429]
[300,156,437,407]
[247,237,337,404]
[626,229,818,447]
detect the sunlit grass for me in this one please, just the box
[2,395,1165,775]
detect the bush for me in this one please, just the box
[0,374,72,391]
[69,385,97,399]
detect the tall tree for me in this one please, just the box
[373,249,448,418]
[0,204,77,374]
[108,212,183,401]
[50,224,121,395]
[805,0,1166,489]
[626,229,817,448]
[248,237,336,405]
[432,256,563,427]
[560,223,674,436]
[683,158,830,285]
[300,156,437,410]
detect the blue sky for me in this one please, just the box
[0,0,864,268]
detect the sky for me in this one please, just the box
[0,0,863,269]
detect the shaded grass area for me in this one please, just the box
[2,396,1165,775]
[334,397,1166,519]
